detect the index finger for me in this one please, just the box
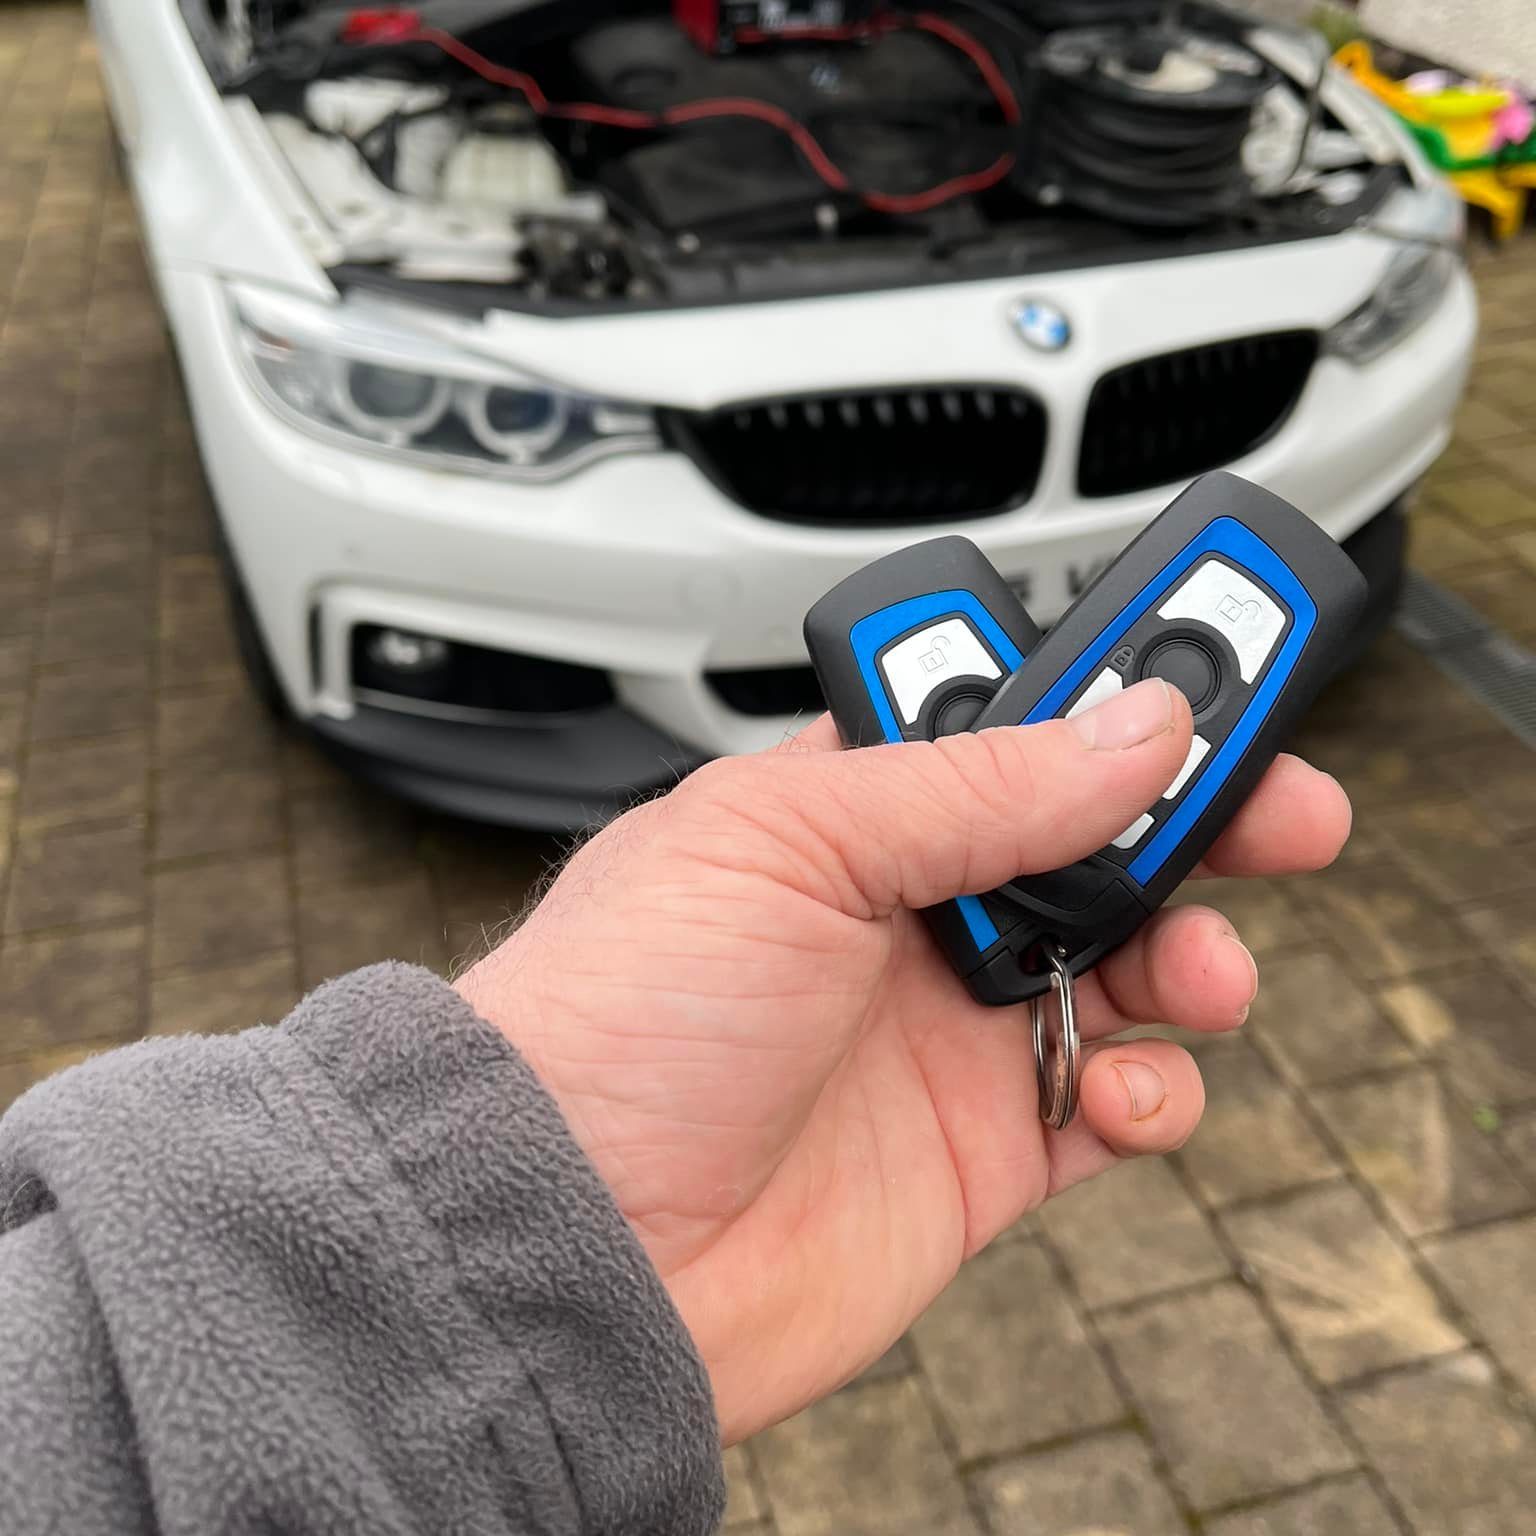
[1192,753,1351,877]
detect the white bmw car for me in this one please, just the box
[92,0,1476,827]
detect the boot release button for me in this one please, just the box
[1157,559,1286,682]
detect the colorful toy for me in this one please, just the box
[1334,40,1536,240]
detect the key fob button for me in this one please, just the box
[1156,559,1287,682]
[1111,813,1156,849]
[932,690,991,736]
[1164,735,1212,799]
[1141,638,1221,714]
[1066,666,1123,719]
[879,617,1003,725]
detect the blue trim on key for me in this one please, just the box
[1010,518,1317,885]
[851,591,1025,951]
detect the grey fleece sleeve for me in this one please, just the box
[0,962,724,1536]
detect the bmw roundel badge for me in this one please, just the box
[1012,300,1071,353]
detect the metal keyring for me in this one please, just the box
[1030,946,1080,1130]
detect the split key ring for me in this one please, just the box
[1031,945,1080,1130]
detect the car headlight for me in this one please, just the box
[228,283,658,478]
[1323,243,1457,367]
[1369,177,1466,251]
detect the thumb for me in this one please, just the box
[741,678,1192,916]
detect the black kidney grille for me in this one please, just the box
[1079,331,1319,498]
[667,386,1047,525]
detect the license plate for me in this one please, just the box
[1007,551,1119,625]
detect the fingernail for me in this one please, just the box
[1114,1061,1168,1122]
[1069,678,1174,750]
[1225,932,1260,1007]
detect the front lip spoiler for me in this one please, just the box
[306,700,706,832]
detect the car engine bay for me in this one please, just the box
[192,0,1412,308]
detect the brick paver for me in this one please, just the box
[4,4,1536,1532]
[1099,1281,1356,1511]
[1316,1068,1533,1237]
[1500,1112,1536,1187]
[1039,1155,1230,1309]
[1459,895,1536,996]
[1378,966,1536,1110]
[1422,1216,1536,1399]
[1341,1353,1536,1536]
[1175,1036,1337,1205]
[149,852,293,973]
[970,1430,1187,1536]
[1245,946,1415,1087]
[1222,1181,1465,1384]
[722,1445,767,1529]
[1201,1474,1401,1536]
[750,1376,982,1536]
[908,1239,1123,1458]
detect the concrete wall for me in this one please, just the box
[1359,0,1536,87]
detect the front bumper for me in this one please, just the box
[303,497,1410,828]
[158,246,1475,826]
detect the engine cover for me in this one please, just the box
[569,18,1000,233]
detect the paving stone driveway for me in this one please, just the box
[4,5,1536,1532]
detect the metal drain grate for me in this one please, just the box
[1396,569,1536,747]
[1395,570,1492,651]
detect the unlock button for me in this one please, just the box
[881,618,1002,725]
[919,635,952,673]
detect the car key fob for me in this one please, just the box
[963,470,1368,1005]
[804,536,1043,981]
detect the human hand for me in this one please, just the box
[455,678,1350,1443]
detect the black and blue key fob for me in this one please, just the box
[804,536,1043,983]
[962,470,1368,1004]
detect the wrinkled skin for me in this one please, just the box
[457,680,1350,1443]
